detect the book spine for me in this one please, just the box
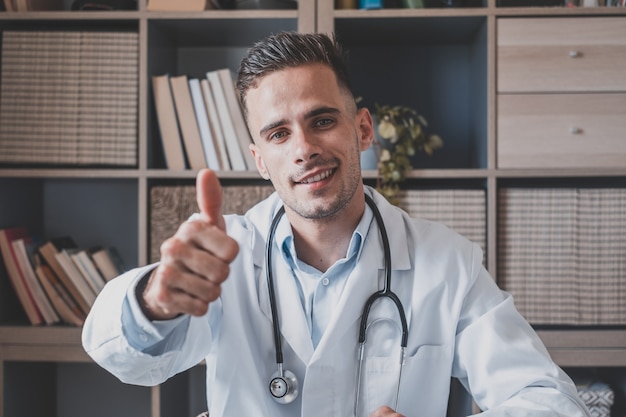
[151,74,187,170]
[200,78,230,171]
[169,75,208,170]
[206,70,246,171]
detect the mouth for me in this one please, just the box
[296,168,335,185]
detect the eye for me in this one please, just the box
[314,117,335,129]
[269,129,288,142]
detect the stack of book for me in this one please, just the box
[0,227,124,326]
[0,30,138,166]
[498,187,626,326]
[152,69,256,171]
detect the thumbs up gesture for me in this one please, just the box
[140,169,240,321]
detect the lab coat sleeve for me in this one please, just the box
[82,264,219,386]
[452,246,591,417]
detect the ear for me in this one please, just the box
[356,107,374,152]
[249,143,270,180]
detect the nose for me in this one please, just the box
[292,127,322,164]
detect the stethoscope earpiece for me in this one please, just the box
[269,367,299,404]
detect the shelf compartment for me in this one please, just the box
[497,16,626,93]
[0,177,139,269]
[147,178,274,262]
[146,17,298,170]
[160,365,207,417]
[3,361,151,417]
[497,185,626,326]
[334,15,488,170]
[497,93,626,169]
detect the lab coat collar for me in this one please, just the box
[251,186,413,365]
[248,187,411,271]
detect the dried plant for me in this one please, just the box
[374,103,443,205]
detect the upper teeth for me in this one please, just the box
[301,169,332,184]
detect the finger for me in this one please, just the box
[149,264,223,317]
[196,168,226,231]
[370,406,403,417]
[168,221,239,265]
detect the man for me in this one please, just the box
[82,32,590,417]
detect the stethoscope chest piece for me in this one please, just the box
[269,367,299,404]
[265,194,405,409]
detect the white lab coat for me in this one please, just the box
[82,187,590,417]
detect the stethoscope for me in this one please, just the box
[265,193,409,414]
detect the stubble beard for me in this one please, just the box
[287,138,363,221]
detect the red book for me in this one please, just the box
[0,227,43,325]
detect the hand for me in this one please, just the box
[140,169,240,320]
[369,406,405,417]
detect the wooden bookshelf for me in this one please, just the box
[1,0,625,415]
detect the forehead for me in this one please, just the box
[248,64,344,109]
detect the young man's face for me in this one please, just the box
[246,63,373,220]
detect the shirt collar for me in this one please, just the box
[275,202,374,270]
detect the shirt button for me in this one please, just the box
[139,333,148,342]
[322,277,330,286]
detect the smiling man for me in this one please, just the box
[82,32,590,417]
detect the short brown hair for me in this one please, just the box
[236,31,353,119]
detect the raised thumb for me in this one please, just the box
[196,169,226,231]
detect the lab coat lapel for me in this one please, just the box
[256,214,314,365]
[254,188,414,366]
[313,190,413,358]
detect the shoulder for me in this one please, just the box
[368,187,483,278]
[369,186,475,251]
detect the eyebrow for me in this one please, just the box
[258,106,341,138]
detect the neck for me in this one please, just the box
[287,190,366,273]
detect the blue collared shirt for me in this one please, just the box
[276,205,373,348]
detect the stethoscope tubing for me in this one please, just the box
[266,204,287,367]
[358,194,409,348]
[265,193,409,414]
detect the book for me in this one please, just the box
[215,68,256,170]
[37,237,91,316]
[189,78,221,170]
[90,247,124,281]
[359,0,383,8]
[0,228,43,325]
[206,70,247,171]
[147,0,209,10]
[152,74,186,171]
[54,249,97,308]
[152,74,187,170]
[12,238,60,325]
[200,78,230,170]
[3,0,15,11]
[169,74,208,170]
[34,256,85,326]
[0,242,28,323]
[69,249,106,295]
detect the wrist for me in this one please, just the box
[135,268,167,321]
